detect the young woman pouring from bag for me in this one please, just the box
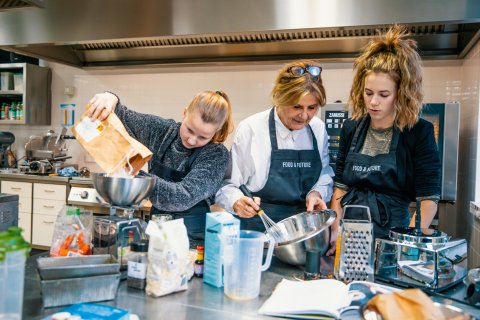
[215,60,334,232]
[87,91,234,247]
[327,25,441,256]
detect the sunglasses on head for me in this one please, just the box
[288,65,322,77]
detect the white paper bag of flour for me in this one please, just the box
[145,219,190,297]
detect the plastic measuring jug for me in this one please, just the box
[223,230,274,300]
[0,227,30,320]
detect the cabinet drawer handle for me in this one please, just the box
[43,190,55,193]
[42,220,54,224]
[11,187,21,190]
[43,205,55,209]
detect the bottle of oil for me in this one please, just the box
[194,245,204,278]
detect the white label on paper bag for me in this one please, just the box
[75,117,104,142]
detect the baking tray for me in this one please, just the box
[40,273,120,308]
[37,254,119,280]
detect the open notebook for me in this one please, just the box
[258,279,397,319]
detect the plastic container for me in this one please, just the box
[0,227,30,320]
[13,74,23,92]
[127,240,148,290]
[223,230,274,300]
[0,72,13,91]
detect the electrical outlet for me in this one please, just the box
[470,201,480,219]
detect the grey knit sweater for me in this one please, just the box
[115,104,229,212]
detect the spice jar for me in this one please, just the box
[127,240,149,290]
[194,245,204,278]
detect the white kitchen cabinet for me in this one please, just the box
[1,180,32,242]
[32,183,67,247]
[0,63,51,125]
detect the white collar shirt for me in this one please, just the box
[215,107,334,214]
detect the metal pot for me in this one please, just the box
[273,209,336,266]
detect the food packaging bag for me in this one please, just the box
[50,206,93,257]
[72,110,153,175]
[145,219,190,297]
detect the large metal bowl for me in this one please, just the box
[273,209,336,266]
[92,173,155,207]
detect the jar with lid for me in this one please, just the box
[127,240,149,290]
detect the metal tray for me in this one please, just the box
[40,273,120,308]
[37,254,119,280]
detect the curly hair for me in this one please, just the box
[185,90,234,144]
[271,60,326,108]
[348,25,423,130]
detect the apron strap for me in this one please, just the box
[268,107,318,151]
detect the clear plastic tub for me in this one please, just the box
[0,227,30,320]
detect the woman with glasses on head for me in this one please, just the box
[87,90,234,247]
[216,60,334,232]
[326,25,441,255]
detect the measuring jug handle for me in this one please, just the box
[343,205,372,222]
[261,237,275,272]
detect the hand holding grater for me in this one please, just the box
[334,205,374,283]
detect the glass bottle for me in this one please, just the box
[8,103,16,121]
[194,245,204,278]
[0,103,5,120]
[127,240,149,290]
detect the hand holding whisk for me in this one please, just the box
[239,185,287,243]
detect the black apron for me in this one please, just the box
[240,107,323,231]
[340,117,411,238]
[149,133,210,245]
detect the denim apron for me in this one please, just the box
[149,133,209,245]
[340,117,411,238]
[240,107,323,231]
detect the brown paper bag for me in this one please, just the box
[366,288,446,320]
[72,110,153,175]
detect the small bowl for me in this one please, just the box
[273,209,336,266]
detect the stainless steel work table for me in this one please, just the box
[23,254,480,320]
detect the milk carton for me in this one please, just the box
[203,212,240,287]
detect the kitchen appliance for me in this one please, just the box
[0,193,18,232]
[89,174,155,271]
[333,205,374,283]
[21,128,75,174]
[273,209,336,266]
[374,201,467,292]
[0,132,14,168]
[20,128,75,174]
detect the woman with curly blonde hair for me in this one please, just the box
[327,25,440,255]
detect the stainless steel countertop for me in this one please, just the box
[22,253,480,320]
[0,173,70,183]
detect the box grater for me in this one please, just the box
[334,205,374,283]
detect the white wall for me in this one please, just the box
[3,58,462,170]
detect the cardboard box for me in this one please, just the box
[203,212,240,288]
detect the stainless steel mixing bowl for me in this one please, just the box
[92,173,155,207]
[273,209,336,266]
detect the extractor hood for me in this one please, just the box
[0,0,479,69]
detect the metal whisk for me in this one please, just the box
[239,185,286,243]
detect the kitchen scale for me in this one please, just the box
[374,201,467,292]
